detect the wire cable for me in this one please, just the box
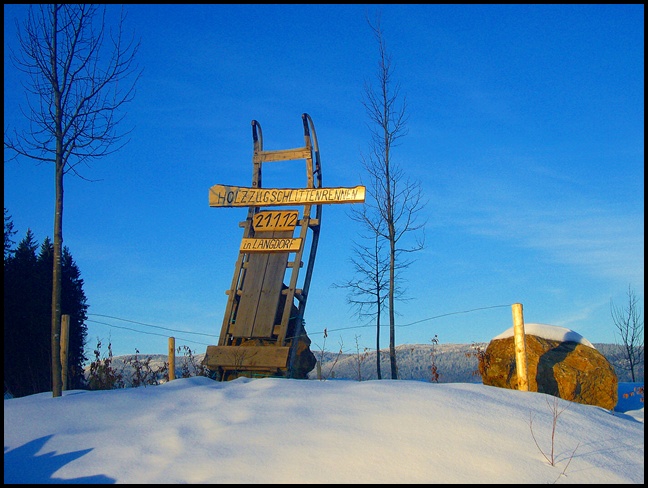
[87,313,219,338]
[320,304,512,334]
[86,319,213,347]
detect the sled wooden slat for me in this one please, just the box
[204,345,290,369]
[257,147,311,162]
[229,230,292,338]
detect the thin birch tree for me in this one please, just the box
[5,4,141,397]
[358,15,426,379]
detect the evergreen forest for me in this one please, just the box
[4,209,89,398]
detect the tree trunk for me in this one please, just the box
[51,162,63,397]
[376,306,382,380]
[50,5,63,397]
[389,237,397,379]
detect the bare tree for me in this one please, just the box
[360,16,427,379]
[610,285,644,382]
[5,5,141,397]
[333,230,390,379]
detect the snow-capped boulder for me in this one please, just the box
[481,323,618,410]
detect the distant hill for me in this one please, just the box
[311,342,643,383]
[90,342,643,386]
[310,343,486,382]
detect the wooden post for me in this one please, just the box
[60,314,70,391]
[168,337,176,381]
[512,303,529,391]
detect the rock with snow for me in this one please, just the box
[481,323,618,410]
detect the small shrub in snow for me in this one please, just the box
[465,342,491,379]
[124,349,168,387]
[87,339,125,390]
[528,395,580,483]
[430,335,440,383]
[177,345,211,378]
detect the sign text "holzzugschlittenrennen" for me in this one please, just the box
[209,184,365,207]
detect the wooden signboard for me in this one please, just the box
[240,237,302,253]
[209,184,366,207]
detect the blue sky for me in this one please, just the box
[4,4,644,358]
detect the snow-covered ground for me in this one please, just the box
[6,325,643,483]
[3,376,643,484]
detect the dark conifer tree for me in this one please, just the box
[36,238,89,390]
[35,238,56,389]
[4,229,89,396]
[61,246,89,388]
[4,209,17,397]
[4,229,44,397]
[4,208,17,260]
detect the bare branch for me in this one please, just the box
[5,4,142,178]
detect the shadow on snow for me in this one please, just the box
[4,435,115,484]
